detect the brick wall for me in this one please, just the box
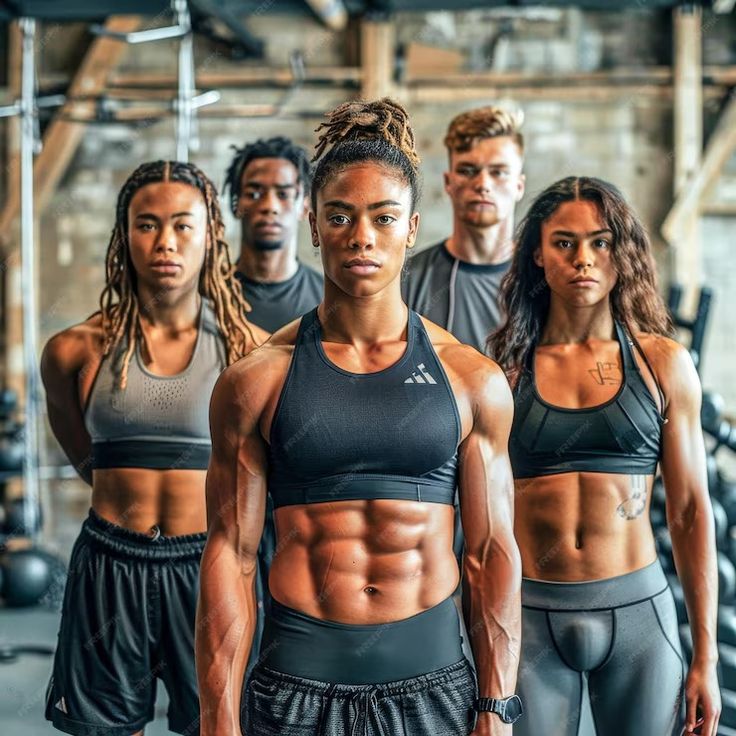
[3,6,736,526]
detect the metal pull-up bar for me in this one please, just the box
[90,0,203,161]
[0,1,215,536]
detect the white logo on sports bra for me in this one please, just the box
[404,363,437,384]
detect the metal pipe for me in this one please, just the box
[175,0,194,161]
[19,17,41,539]
[89,23,188,44]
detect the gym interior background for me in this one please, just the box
[0,0,735,733]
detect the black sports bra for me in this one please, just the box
[267,308,461,509]
[509,322,665,479]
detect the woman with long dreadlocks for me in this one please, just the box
[197,98,522,736]
[488,177,720,736]
[41,160,267,736]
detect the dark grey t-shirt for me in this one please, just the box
[235,262,323,333]
[403,241,509,353]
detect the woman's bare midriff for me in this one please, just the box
[91,467,208,536]
[515,471,658,582]
[269,498,458,624]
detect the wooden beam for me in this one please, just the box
[0,16,142,252]
[360,19,394,100]
[63,83,711,122]
[109,66,362,88]
[673,8,703,195]
[27,64,736,96]
[61,101,284,121]
[702,201,736,216]
[408,66,736,88]
[662,91,736,241]
[705,66,736,85]
[407,84,712,104]
[668,5,703,297]
[406,68,673,86]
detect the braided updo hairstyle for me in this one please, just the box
[311,98,421,212]
[99,160,258,389]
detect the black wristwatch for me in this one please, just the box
[475,695,523,724]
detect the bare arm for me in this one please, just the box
[196,363,268,736]
[458,360,521,736]
[658,340,720,736]
[40,332,94,485]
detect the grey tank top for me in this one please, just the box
[84,298,227,470]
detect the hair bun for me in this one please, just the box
[313,98,420,169]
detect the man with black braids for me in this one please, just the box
[224,136,323,332]
[41,161,267,736]
[198,99,522,736]
[404,106,526,354]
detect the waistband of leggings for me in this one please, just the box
[521,558,669,611]
[80,508,206,561]
[260,596,464,684]
[253,658,473,697]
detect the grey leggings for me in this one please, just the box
[515,560,685,736]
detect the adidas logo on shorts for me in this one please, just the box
[404,363,437,384]
[55,697,68,714]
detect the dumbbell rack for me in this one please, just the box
[667,284,713,374]
[0,391,65,667]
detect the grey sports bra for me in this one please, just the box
[84,298,227,470]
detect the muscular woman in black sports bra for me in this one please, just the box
[489,176,720,736]
[197,100,522,736]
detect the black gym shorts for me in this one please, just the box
[45,509,206,736]
[244,659,478,736]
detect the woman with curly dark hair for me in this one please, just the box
[41,160,267,736]
[489,176,720,736]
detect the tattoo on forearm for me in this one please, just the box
[588,361,621,386]
[617,475,647,520]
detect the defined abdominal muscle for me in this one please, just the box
[515,472,657,581]
[270,499,458,623]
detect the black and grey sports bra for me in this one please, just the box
[267,308,461,509]
[84,298,227,470]
[509,321,665,479]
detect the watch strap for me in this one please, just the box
[476,697,501,712]
[475,695,523,724]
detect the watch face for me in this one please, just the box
[503,695,523,723]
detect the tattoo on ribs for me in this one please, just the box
[617,475,647,520]
[589,361,621,386]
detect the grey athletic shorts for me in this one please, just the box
[244,596,477,735]
[244,658,477,736]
